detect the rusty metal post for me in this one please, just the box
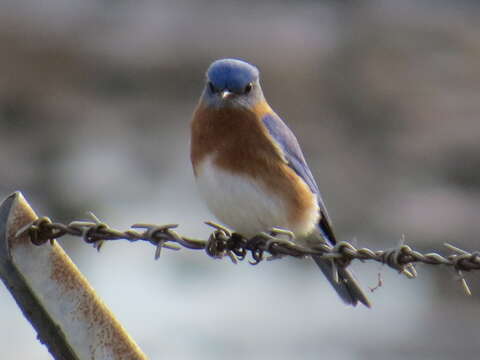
[0,192,148,360]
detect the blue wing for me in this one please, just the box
[262,112,337,244]
[262,114,372,307]
[262,113,318,193]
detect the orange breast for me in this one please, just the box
[190,103,318,235]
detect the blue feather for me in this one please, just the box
[207,59,258,94]
[262,112,336,244]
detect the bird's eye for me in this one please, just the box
[208,82,216,93]
[244,83,253,94]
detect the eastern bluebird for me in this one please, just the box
[190,58,370,307]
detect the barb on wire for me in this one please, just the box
[15,215,480,287]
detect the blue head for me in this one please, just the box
[201,58,265,108]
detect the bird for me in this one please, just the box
[190,58,370,307]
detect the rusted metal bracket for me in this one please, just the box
[0,192,147,360]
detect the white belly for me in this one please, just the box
[195,156,292,236]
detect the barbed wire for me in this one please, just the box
[15,213,480,294]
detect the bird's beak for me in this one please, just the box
[221,90,233,99]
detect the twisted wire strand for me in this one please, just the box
[15,216,480,287]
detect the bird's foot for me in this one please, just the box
[205,221,234,260]
[245,229,297,263]
[269,227,296,243]
[205,221,233,238]
[205,222,252,263]
[244,234,269,264]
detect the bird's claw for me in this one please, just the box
[204,221,233,238]
[269,227,295,242]
[245,235,269,264]
[245,230,297,264]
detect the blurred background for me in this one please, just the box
[1,0,480,358]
